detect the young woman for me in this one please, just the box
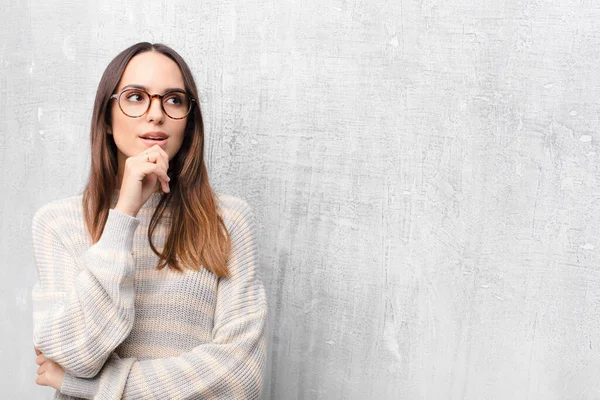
[31,42,267,399]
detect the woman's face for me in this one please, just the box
[109,51,188,165]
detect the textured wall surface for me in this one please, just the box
[2,0,600,399]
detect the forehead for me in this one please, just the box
[117,51,185,92]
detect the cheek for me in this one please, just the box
[111,105,132,132]
[110,107,138,156]
[170,122,187,151]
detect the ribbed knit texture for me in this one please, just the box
[31,190,267,399]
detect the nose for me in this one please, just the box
[146,95,165,122]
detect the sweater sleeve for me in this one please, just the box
[58,201,268,400]
[31,205,140,379]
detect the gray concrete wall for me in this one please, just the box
[2,0,600,399]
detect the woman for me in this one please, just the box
[31,42,267,399]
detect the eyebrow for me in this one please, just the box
[121,84,186,94]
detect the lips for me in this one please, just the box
[139,132,169,148]
[139,131,168,140]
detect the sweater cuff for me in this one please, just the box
[59,354,137,399]
[60,371,99,399]
[96,355,137,399]
[96,209,140,252]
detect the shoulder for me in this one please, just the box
[32,193,84,236]
[214,193,257,236]
[215,193,253,215]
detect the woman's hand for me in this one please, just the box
[115,144,171,217]
[34,346,65,391]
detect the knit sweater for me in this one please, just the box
[31,190,267,399]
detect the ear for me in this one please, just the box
[106,114,113,135]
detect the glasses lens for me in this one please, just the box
[119,89,149,117]
[163,92,191,119]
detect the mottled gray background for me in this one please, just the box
[2,0,600,399]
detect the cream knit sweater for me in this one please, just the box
[31,190,267,399]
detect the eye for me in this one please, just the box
[123,90,145,102]
[164,93,184,106]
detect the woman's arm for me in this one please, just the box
[58,201,268,399]
[31,204,140,379]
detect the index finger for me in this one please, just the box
[151,144,170,164]
[34,346,41,355]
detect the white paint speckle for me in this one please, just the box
[14,287,28,310]
[222,72,234,91]
[561,177,573,189]
[569,110,577,116]
[389,36,399,47]
[229,3,237,43]
[62,36,76,61]
[580,243,594,250]
[259,53,268,69]
[544,83,555,88]
[325,340,336,345]
[480,284,490,289]
[579,135,591,142]
[257,24,266,40]
[251,139,258,145]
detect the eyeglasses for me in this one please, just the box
[110,88,196,120]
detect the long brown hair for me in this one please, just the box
[82,42,231,277]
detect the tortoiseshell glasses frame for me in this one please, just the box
[110,87,197,120]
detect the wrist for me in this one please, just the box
[96,209,140,251]
[114,203,138,218]
[60,371,99,399]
